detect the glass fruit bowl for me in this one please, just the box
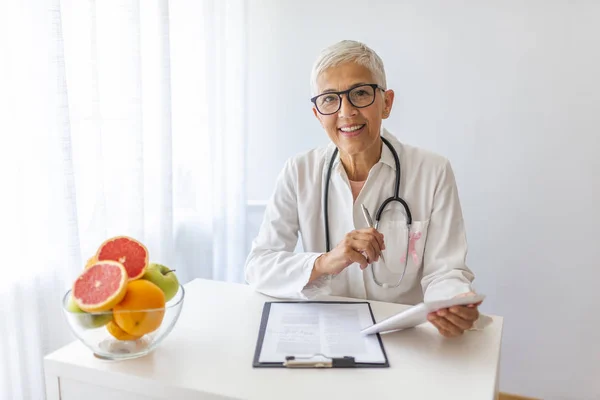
[61,284,185,360]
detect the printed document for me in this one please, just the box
[258,303,386,363]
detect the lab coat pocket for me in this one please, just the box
[378,219,430,276]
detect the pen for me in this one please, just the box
[360,204,385,264]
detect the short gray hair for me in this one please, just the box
[310,40,387,96]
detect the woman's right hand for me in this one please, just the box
[311,228,385,281]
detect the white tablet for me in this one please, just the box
[360,294,486,335]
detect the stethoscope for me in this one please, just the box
[324,136,413,289]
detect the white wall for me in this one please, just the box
[246,1,600,399]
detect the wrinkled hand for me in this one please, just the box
[312,228,385,279]
[427,291,482,338]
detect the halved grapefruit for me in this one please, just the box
[72,261,128,313]
[95,236,149,281]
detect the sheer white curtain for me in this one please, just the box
[0,0,247,398]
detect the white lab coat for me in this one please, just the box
[245,128,474,305]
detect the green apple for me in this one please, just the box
[142,263,179,302]
[66,295,113,329]
[66,294,84,313]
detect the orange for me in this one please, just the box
[106,320,142,341]
[85,255,98,269]
[113,279,166,336]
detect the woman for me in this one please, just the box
[245,40,481,337]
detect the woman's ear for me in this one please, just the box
[382,89,395,119]
[312,107,324,127]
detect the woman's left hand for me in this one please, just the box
[427,291,482,338]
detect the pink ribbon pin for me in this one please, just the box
[400,231,422,264]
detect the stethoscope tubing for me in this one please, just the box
[324,137,413,288]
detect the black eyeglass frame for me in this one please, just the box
[310,83,386,115]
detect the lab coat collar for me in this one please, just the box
[328,126,399,174]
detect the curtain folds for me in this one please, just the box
[0,0,248,398]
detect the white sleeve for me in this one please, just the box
[421,159,475,302]
[244,158,330,299]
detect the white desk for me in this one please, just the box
[44,278,503,400]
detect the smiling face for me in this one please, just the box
[313,62,394,158]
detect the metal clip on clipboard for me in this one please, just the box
[283,354,356,368]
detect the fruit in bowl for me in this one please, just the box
[65,295,113,329]
[62,236,185,360]
[142,263,180,302]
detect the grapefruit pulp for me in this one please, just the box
[95,236,149,280]
[72,261,128,313]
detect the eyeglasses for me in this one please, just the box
[310,83,385,115]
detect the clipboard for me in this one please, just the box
[252,301,389,368]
